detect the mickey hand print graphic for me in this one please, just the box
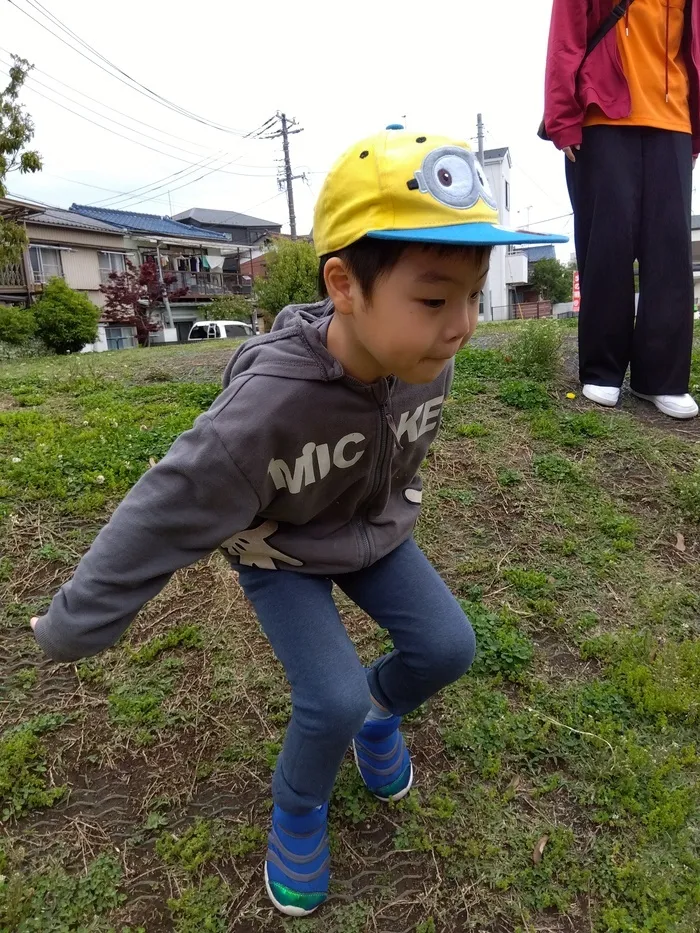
[221,521,303,570]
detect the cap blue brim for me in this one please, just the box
[367,223,568,246]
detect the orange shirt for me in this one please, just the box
[584,0,692,134]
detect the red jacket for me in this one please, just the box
[544,0,700,155]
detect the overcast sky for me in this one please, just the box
[4,0,696,255]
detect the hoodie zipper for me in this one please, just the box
[356,388,396,568]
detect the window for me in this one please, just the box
[99,251,126,282]
[224,323,249,339]
[29,246,63,284]
[188,325,210,341]
[105,326,137,351]
[504,179,510,212]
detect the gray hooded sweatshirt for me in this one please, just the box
[33,301,453,662]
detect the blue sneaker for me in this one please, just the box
[353,715,414,802]
[265,803,330,916]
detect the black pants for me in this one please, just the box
[566,125,693,394]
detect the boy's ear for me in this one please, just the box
[323,257,356,315]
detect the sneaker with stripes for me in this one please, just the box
[265,802,330,916]
[353,714,413,802]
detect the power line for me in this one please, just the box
[0,47,218,155]
[526,211,573,227]
[1,68,280,180]
[6,0,258,136]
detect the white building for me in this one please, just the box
[691,215,700,310]
[482,147,529,321]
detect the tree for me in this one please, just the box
[254,239,318,319]
[202,294,253,323]
[1,56,42,267]
[0,304,35,344]
[100,259,187,346]
[530,259,573,304]
[33,278,100,354]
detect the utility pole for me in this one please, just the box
[477,112,485,167]
[476,113,492,320]
[262,112,306,239]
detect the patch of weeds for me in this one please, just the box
[640,583,699,634]
[0,851,125,932]
[0,714,69,819]
[461,600,534,681]
[673,467,700,522]
[503,568,552,599]
[508,320,562,383]
[530,410,611,448]
[35,541,72,563]
[167,875,230,933]
[107,660,181,745]
[325,901,371,932]
[581,633,700,726]
[533,453,580,483]
[499,379,550,411]
[457,422,489,438]
[5,666,38,694]
[441,682,545,778]
[438,486,475,506]
[76,658,107,686]
[454,345,511,381]
[219,725,263,766]
[509,826,592,913]
[416,920,437,933]
[227,822,266,859]
[157,818,264,874]
[157,818,222,873]
[497,468,523,487]
[332,761,379,824]
[0,555,12,581]
[128,623,203,665]
[598,848,700,932]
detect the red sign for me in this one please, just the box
[572,271,581,314]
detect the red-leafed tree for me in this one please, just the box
[100,259,188,346]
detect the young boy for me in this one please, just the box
[31,127,566,916]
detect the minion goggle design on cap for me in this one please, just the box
[409,146,497,212]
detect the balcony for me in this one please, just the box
[171,271,252,298]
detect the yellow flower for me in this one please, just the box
[566,393,576,400]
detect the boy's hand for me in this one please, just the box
[563,145,581,163]
[30,617,38,631]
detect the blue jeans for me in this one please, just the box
[238,538,476,813]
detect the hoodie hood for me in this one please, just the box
[223,299,343,387]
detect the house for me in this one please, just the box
[0,197,139,351]
[511,244,558,306]
[481,147,530,322]
[70,204,256,343]
[172,208,282,248]
[691,215,700,309]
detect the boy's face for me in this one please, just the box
[348,247,489,385]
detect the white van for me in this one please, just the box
[187,320,254,342]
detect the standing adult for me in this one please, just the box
[544,0,700,419]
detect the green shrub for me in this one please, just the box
[508,320,563,382]
[499,379,551,410]
[0,305,36,345]
[33,278,100,354]
[203,294,252,323]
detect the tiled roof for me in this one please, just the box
[29,206,126,234]
[70,204,229,240]
[173,207,281,228]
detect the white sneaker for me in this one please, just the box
[633,392,699,420]
[582,385,620,407]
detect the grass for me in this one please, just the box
[1,327,700,931]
